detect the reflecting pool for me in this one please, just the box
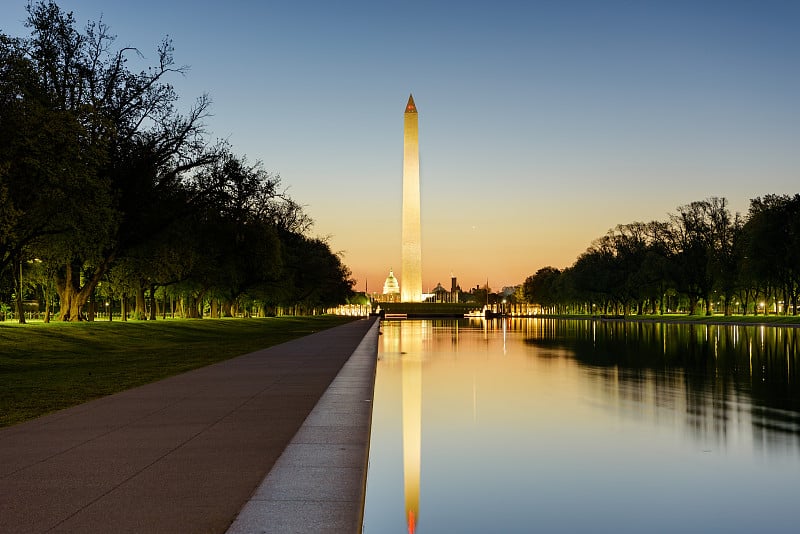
[362,319,800,533]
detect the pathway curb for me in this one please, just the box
[226,318,380,533]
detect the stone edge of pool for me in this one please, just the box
[226,317,381,533]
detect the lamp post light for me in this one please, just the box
[18,259,25,324]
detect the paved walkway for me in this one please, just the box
[0,317,379,533]
[227,318,379,533]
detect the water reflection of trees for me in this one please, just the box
[524,319,800,450]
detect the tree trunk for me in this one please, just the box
[54,258,113,322]
[149,284,157,321]
[59,286,82,321]
[59,284,92,321]
[185,295,202,318]
[13,261,25,324]
[687,295,698,316]
[56,264,89,321]
[135,283,147,319]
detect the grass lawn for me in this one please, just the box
[0,316,356,428]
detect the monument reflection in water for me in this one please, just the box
[362,318,800,534]
[401,322,421,533]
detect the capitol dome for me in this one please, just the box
[383,269,400,295]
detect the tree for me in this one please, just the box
[1,26,113,323]
[641,221,675,315]
[12,1,218,320]
[744,195,800,315]
[668,199,735,315]
[608,223,652,314]
[711,207,744,316]
[524,267,562,313]
[2,2,357,320]
[274,232,354,313]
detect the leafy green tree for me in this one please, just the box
[7,2,218,320]
[2,2,356,320]
[524,267,562,313]
[744,195,800,315]
[712,210,744,316]
[642,221,675,314]
[1,26,112,323]
[276,232,353,313]
[609,223,653,314]
[668,198,735,315]
[187,153,288,316]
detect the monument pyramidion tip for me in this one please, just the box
[405,94,417,113]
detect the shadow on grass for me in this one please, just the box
[0,316,356,427]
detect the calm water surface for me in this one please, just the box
[362,318,800,533]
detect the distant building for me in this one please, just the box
[432,283,448,302]
[451,275,460,303]
[427,275,461,303]
[375,268,401,303]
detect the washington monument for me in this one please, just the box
[401,94,422,302]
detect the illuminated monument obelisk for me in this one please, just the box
[401,94,423,302]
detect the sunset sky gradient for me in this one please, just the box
[2,1,798,291]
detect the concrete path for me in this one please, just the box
[227,317,379,533]
[0,317,379,534]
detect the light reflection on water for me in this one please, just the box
[362,319,800,534]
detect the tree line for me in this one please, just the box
[524,195,800,316]
[0,1,354,322]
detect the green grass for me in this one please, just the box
[0,316,355,428]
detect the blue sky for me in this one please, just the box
[2,1,798,291]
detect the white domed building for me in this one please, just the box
[380,268,401,302]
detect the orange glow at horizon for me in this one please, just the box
[331,206,607,294]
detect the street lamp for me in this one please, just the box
[18,259,24,324]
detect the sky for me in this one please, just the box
[2,0,798,292]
